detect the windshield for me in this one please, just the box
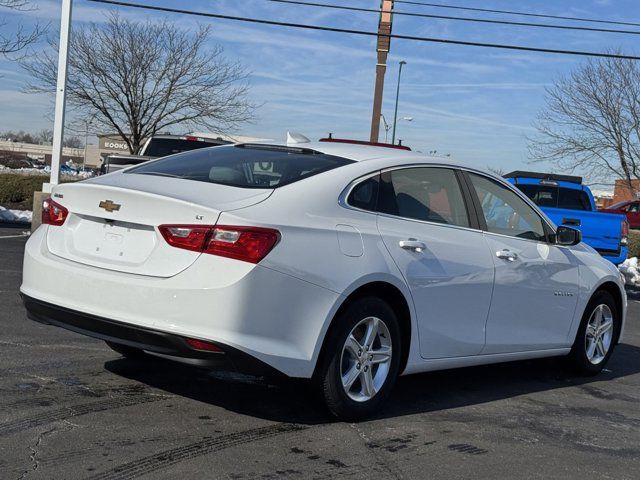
[516,184,591,211]
[143,138,224,157]
[126,145,354,188]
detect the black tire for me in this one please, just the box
[105,341,147,359]
[315,297,402,421]
[567,290,620,376]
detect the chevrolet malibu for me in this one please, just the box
[21,138,627,420]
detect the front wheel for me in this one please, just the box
[567,290,620,375]
[316,297,402,421]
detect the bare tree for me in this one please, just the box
[1,0,45,57]
[25,14,255,153]
[528,54,640,189]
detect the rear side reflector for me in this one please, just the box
[185,337,223,352]
[621,220,629,246]
[42,198,69,226]
[158,224,280,263]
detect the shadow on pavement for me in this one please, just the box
[104,342,640,424]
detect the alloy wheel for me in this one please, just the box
[340,316,392,402]
[585,304,614,365]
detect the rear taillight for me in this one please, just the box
[158,224,280,263]
[159,225,211,252]
[621,220,629,246]
[42,198,68,226]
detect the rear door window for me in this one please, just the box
[378,167,470,228]
[127,145,353,188]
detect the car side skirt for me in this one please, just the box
[402,348,571,375]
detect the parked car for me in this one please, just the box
[21,140,627,420]
[505,171,629,265]
[600,200,640,230]
[104,134,231,173]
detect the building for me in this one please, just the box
[591,190,614,209]
[0,140,84,166]
[612,179,640,204]
[83,134,132,168]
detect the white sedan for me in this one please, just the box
[21,137,627,420]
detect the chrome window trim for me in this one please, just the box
[339,162,562,247]
[339,164,482,235]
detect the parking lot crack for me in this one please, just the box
[16,424,65,480]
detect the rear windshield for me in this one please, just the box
[516,184,591,211]
[143,138,223,157]
[126,145,354,188]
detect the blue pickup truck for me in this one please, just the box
[505,171,629,265]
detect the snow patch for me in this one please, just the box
[619,257,640,287]
[0,207,32,223]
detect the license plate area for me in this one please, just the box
[67,215,157,266]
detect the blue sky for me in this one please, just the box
[0,0,639,174]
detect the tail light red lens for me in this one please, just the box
[621,220,629,246]
[158,224,280,263]
[42,198,68,226]
[205,226,280,263]
[158,225,211,252]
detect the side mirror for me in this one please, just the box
[555,226,582,246]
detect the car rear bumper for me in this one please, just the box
[21,226,341,378]
[598,246,628,266]
[22,294,281,376]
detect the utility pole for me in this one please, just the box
[369,0,394,143]
[391,60,406,145]
[45,0,73,192]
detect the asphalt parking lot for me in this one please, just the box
[1,226,639,480]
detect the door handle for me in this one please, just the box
[399,239,426,252]
[496,249,518,261]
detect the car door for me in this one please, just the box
[626,202,640,228]
[375,167,495,359]
[464,172,579,354]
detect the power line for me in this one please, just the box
[394,0,640,29]
[87,0,640,60]
[264,0,640,36]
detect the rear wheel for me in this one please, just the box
[105,341,147,359]
[316,297,401,421]
[568,290,619,375]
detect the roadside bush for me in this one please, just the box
[628,230,640,259]
[0,174,79,210]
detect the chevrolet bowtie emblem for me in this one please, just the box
[99,200,121,213]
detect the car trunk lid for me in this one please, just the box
[45,173,272,277]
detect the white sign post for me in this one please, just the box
[44,0,73,193]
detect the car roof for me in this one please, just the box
[238,140,456,165]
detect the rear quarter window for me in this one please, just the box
[126,145,353,188]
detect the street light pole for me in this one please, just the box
[46,0,73,192]
[391,60,406,145]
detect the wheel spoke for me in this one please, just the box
[360,369,375,398]
[342,364,359,390]
[599,320,613,336]
[596,337,607,358]
[594,305,603,328]
[586,324,597,338]
[369,345,392,364]
[586,338,597,360]
[362,318,379,349]
[345,334,362,358]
